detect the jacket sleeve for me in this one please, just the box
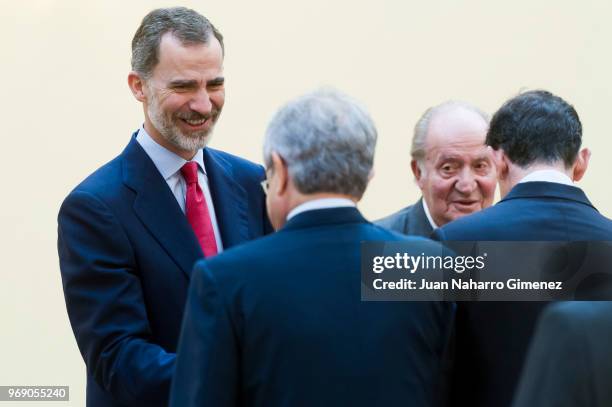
[170,261,239,407]
[58,190,174,406]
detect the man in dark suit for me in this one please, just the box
[432,90,612,407]
[170,89,454,407]
[57,8,271,407]
[513,302,612,407]
[377,101,496,236]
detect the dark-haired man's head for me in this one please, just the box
[487,90,590,197]
[127,7,225,160]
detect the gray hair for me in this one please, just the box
[263,88,377,199]
[411,100,490,163]
[131,7,224,79]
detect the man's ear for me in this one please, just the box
[271,152,288,195]
[492,148,508,180]
[572,148,591,182]
[128,71,147,102]
[411,159,424,188]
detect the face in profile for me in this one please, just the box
[415,108,497,227]
[144,32,225,153]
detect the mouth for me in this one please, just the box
[452,200,480,210]
[179,116,213,131]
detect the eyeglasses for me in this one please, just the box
[260,179,269,195]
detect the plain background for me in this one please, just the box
[3,0,612,405]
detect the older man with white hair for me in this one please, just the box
[171,88,453,407]
[378,101,497,236]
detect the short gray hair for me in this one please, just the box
[263,88,377,199]
[411,100,489,163]
[131,7,224,79]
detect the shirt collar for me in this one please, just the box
[135,126,206,179]
[518,169,573,186]
[286,198,356,221]
[421,198,439,230]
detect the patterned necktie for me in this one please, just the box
[180,162,218,257]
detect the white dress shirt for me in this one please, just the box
[136,127,224,252]
[421,199,439,230]
[518,169,573,186]
[286,198,356,221]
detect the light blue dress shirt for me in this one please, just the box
[136,127,223,252]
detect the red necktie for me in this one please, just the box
[181,162,218,257]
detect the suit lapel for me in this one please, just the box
[407,198,434,236]
[121,136,203,280]
[203,148,250,249]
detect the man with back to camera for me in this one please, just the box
[512,301,612,407]
[432,90,612,407]
[377,101,497,236]
[170,88,454,407]
[57,7,271,407]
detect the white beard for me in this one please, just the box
[146,92,217,152]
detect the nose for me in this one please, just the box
[454,168,477,195]
[189,89,213,115]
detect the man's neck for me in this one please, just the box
[288,192,357,209]
[285,193,357,222]
[501,163,573,197]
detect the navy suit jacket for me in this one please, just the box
[513,302,612,407]
[57,135,271,407]
[432,181,612,407]
[376,198,434,237]
[171,207,454,407]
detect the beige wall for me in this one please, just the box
[2,0,612,405]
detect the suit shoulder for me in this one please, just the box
[64,155,125,203]
[207,147,264,174]
[592,211,612,233]
[361,222,447,255]
[368,221,417,240]
[193,232,280,281]
[436,203,509,239]
[194,222,447,290]
[198,222,441,269]
[397,234,447,253]
[375,205,414,229]
[206,148,265,192]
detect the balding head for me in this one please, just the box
[410,101,497,227]
[412,101,489,165]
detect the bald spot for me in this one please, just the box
[425,106,489,152]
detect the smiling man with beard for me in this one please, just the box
[57,7,272,407]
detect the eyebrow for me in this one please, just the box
[167,77,225,88]
[207,77,225,86]
[437,153,492,161]
[437,155,462,163]
[474,155,492,162]
[168,79,199,88]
